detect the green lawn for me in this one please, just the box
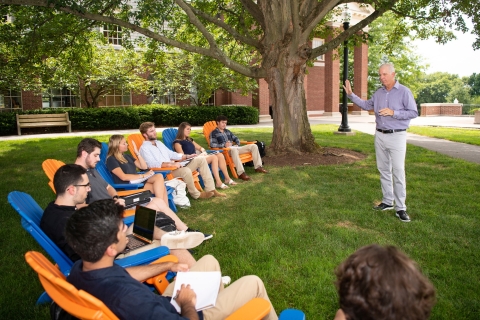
[1,125,479,319]
[409,126,480,146]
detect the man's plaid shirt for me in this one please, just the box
[209,128,240,148]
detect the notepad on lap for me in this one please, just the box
[170,271,221,312]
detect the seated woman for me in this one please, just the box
[334,244,436,320]
[174,122,237,189]
[107,134,211,267]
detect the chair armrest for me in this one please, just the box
[225,298,271,320]
[240,140,255,144]
[279,309,306,320]
[114,246,170,268]
[111,182,144,190]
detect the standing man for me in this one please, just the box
[139,122,225,199]
[344,63,417,222]
[210,115,268,181]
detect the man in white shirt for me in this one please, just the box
[139,122,225,199]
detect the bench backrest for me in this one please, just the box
[17,112,70,124]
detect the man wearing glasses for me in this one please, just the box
[40,164,91,261]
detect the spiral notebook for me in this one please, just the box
[170,271,221,312]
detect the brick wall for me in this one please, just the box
[306,65,324,112]
[22,90,43,110]
[420,103,462,116]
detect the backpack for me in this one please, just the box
[165,178,191,208]
[244,141,266,167]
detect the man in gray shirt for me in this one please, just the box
[344,63,417,222]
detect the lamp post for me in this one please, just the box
[338,10,351,133]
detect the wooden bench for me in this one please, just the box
[16,112,72,135]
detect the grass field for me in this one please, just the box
[409,126,480,146]
[1,125,479,319]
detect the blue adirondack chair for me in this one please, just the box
[279,309,306,320]
[8,191,170,304]
[99,143,177,212]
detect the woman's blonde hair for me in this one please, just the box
[107,134,128,164]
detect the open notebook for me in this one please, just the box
[170,271,221,312]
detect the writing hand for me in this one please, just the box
[174,284,197,307]
[225,141,232,147]
[343,80,353,95]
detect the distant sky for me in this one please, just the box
[412,28,480,77]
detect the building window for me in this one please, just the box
[312,38,324,61]
[0,89,22,110]
[103,24,122,45]
[42,88,80,108]
[103,87,131,106]
[203,93,215,106]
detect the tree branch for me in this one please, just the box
[239,0,265,30]
[309,8,383,58]
[187,3,261,49]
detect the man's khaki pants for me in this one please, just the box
[229,144,263,175]
[163,255,278,320]
[171,156,215,199]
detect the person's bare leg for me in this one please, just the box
[206,155,223,187]
[216,153,233,184]
[170,249,197,268]
[147,198,188,231]
[144,174,168,203]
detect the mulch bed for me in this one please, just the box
[263,147,367,167]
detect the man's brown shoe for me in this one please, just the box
[255,166,268,173]
[212,189,227,197]
[238,172,251,181]
[198,191,214,199]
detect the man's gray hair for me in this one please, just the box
[380,63,395,74]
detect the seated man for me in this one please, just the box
[209,115,268,181]
[73,139,205,267]
[138,122,225,199]
[65,200,278,320]
[334,244,436,320]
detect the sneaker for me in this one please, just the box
[396,210,411,222]
[221,276,231,286]
[373,202,394,211]
[160,230,204,249]
[187,228,213,240]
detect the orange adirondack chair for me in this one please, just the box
[25,251,271,319]
[127,133,202,191]
[203,121,254,179]
[41,159,138,218]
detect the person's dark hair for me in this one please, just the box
[335,244,436,320]
[65,199,124,263]
[215,115,228,123]
[175,122,193,143]
[139,121,155,135]
[53,164,87,196]
[76,138,102,158]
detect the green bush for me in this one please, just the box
[0,104,259,136]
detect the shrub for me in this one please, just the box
[0,105,259,136]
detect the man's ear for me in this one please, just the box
[67,185,76,196]
[105,244,119,258]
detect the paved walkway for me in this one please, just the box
[1,115,479,164]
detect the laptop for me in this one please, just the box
[121,190,152,209]
[115,205,161,259]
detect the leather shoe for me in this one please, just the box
[255,166,268,173]
[238,172,251,181]
[198,191,214,199]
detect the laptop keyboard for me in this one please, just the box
[124,235,146,252]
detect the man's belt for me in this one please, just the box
[376,128,406,134]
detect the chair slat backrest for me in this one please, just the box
[25,251,119,320]
[8,191,73,274]
[100,142,109,164]
[161,128,178,151]
[127,133,145,161]
[42,159,66,192]
[202,121,217,148]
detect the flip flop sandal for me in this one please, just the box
[217,183,229,189]
[226,179,238,185]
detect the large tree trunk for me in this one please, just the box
[261,2,319,155]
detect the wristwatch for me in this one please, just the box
[112,195,119,200]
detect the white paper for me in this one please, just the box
[129,171,155,184]
[170,271,221,312]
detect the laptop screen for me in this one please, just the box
[132,206,156,241]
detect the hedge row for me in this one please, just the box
[0,104,259,136]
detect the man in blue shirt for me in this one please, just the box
[65,200,278,320]
[344,63,418,222]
